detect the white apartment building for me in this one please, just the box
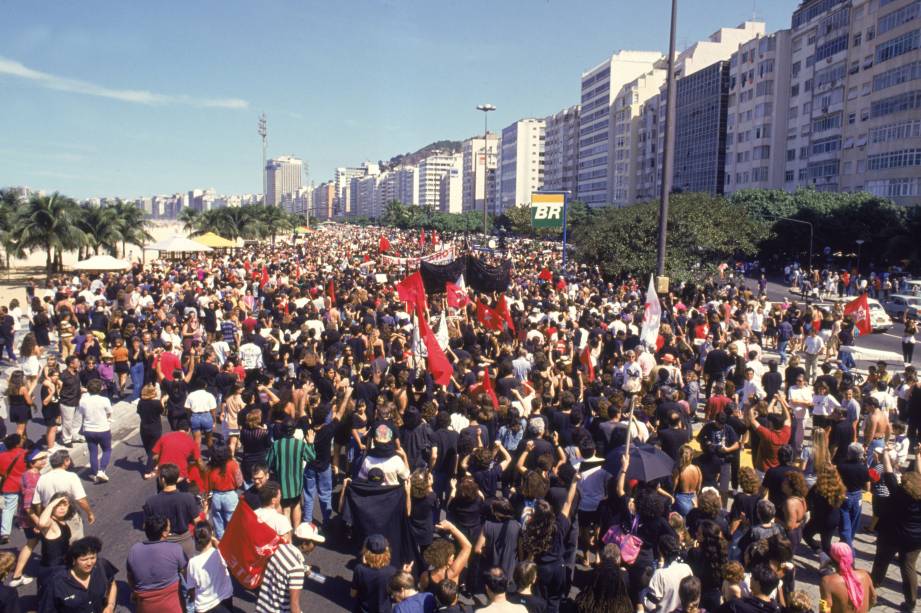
[577,50,665,206]
[265,156,303,207]
[498,118,546,212]
[724,29,794,194]
[543,105,581,196]
[394,166,419,207]
[311,182,336,220]
[418,153,462,209]
[334,165,369,216]
[462,134,499,215]
[612,67,667,205]
[373,171,397,218]
[354,175,379,218]
[439,165,463,214]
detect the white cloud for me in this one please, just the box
[0,56,248,110]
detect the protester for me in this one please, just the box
[256,522,325,613]
[126,515,187,612]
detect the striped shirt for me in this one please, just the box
[266,437,316,500]
[220,320,237,345]
[255,543,305,613]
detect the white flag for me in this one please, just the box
[456,273,466,292]
[435,314,450,350]
[412,316,428,358]
[640,275,661,348]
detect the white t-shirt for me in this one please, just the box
[254,507,293,537]
[186,547,234,611]
[358,454,410,486]
[32,469,87,506]
[77,394,112,433]
[185,389,217,414]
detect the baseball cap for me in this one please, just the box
[293,522,326,543]
[364,534,388,554]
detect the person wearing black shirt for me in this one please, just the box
[696,413,739,497]
[142,464,200,557]
[828,410,855,464]
[761,445,798,512]
[242,464,269,510]
[302,387,348,529]
[351,534,398,613]
[761,360,783,399]
[836,443,870,549]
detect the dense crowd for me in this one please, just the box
[0,224,916,613]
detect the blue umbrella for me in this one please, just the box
[603,443,675,483]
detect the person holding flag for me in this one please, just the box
[839,293,871,372]
[640,275,662,350]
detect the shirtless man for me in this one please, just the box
[820,543,876,613]
[863,396,891,459]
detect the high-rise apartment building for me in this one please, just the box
[578,51,666,206]
[725,30,793,194]
[439,165,463,214]
[462,134,499,214]
[498,118,546,212]
[612,67,667,205]
[333,165,368,217]
[265,156,303,207]
[394,166,419,207]
[312,182,336,220]
[543,106,581,196]
[418,153,462,209]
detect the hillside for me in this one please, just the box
[381,140,462,170]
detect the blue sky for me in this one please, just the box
[0,0,800,199]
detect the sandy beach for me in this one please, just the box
[0,220,184,306]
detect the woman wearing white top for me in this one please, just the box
[186,522,234,613]
[77,379,113,483]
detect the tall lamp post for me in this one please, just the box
[856,239,865,275]
[477,104,496,236]
[258,113,267,205]
[656,0,679,283]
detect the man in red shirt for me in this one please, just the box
[0,434,28,543]
[151,419,203,483]
[705,383,733,421]
[745,393,792,474]
[156,344,183,382]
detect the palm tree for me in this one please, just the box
[178,207,201,234]
[0,190,21,269]
[252,205,292,243]
[112,200,153,258]
[75,204,123,256]
[10,192,85,279]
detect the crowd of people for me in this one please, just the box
[0,224,916,613]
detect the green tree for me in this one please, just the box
[76,204,123,256]
[574,193,766,281]
[112,200,153,258]
[178,207,201,234]
[10,192,85,278]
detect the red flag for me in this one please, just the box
[259,265,269,289]
[419,228,426,247]
[538,268,553,282]
[432,230,439,246]
[476,301,504,331]
[844,293,872,336]
[496,294,515,333]
[328,279,336,306]
[396,271,427,313]
[218,500,282,589]
[445,282,470,309]
[580,344,595,382]
[379,235,391,253]
[415,303,453,386]
[243,260,251,273]
[363,254,370,263]
[555,278,567,292]
[482,367,499,409]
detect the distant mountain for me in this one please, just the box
[380,140,462,171]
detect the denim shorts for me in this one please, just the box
[190,412,214,433]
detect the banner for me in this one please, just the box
[640,274,662,348]
[381,244,456,268]
[218,502,282,589]
[530,192,565,229]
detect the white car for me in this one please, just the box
[884,294,921,321]
[867,298,893,332]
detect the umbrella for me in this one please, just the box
[146,235,213,252]
[72,254,131,271]
[603,444,674,483]
[192,232,235,248]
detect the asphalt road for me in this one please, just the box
[6,276,918,612]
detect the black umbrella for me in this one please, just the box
[603,444,675,483]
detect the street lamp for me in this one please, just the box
[656,0,679,282]
[476,104,496,236]
[856,239,865,274]
[258,113,267,204]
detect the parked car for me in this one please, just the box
[867,297,894,332]
[884,294,921,321]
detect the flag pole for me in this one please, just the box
[561,195,569,274]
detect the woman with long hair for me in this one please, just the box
[137,383,164,479]
[574,544,632,613]
[799,427,830,487]
[239,404,270,485]
[518,499,567,613]
[782,470,809,552]
[206,446,243,539]
[672,444,702,516]
[804,463,846,555]
[474,498,521,592]
[7,371,35,437]
[687,519,729,611]
[128,336,147,401]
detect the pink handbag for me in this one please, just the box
[602,516,644,565]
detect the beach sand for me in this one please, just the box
[0,220,184,306]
